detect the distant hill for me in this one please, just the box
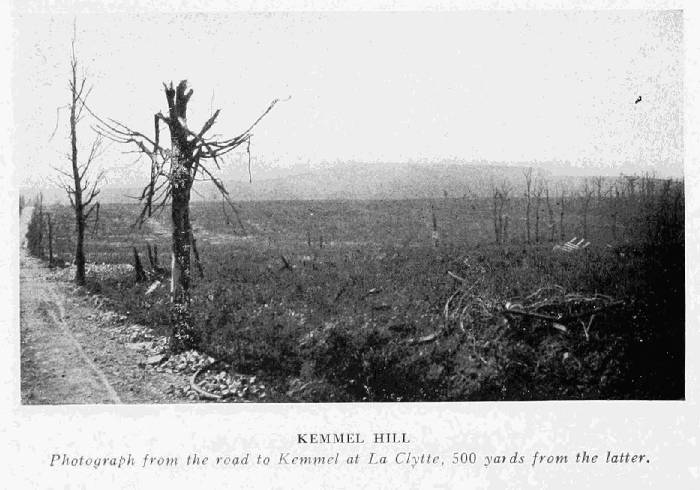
[21,162,620,204]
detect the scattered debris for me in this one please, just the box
[442,273,496,333]
[405,272,496,345]
[155,350,214,375]
[553,237,591,254]
[503,285,623,338]
[145,354,167,365]
[145,280,161,296]
[405,331,440,345]
[361,287,382,300]
[190,360,267,401]
[279,255,293,271]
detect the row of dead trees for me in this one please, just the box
[24,193,101,268]
[491,169,684,246]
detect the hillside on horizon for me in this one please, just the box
[21,162,668,205]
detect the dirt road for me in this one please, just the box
[20,252,120,403]
[20,250,194,404]
[19,208,190,404]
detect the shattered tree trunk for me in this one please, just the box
[96,79,282,353]
[165,82,198,353]
[133,247,146,282]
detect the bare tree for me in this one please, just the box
[534,178,544,243]
[592,176,606,204]
[132,247,146,282]
[430,201,439,248]
[492,185,500,244]
[610,183,620,241]
[46,213,54,268]
[94,80,282,352]
[581,179,594,238]
[523,167,533,243]
[544,181,556,242]
[492,180,511,245]
[558,186,567,241]
[54,24,104,285]
[624,175,639,200]
[91,202,101,237]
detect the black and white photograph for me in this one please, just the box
[15,8,684,404]
[3,2,699,488]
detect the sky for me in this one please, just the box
[12,10,683,189]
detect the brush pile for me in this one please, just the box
[503,285,624,339]
[443,273,499,333]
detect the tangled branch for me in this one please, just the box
[85,82,286,229]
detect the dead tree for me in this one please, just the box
[147,243,166,276]
[46,214,54,267]
[133,247,146,282]
[534,178,544,243]
[93,80,282,352]
[624,175,639,200]
[559,187,566,241]
[581,180,593,238]
[544,182,556,242]
[492,181,511,245]
[91,202,101,237]
[54,24,103,286]
[523,167,533,244]
[430,201,439,247]
[492,187,501,244]
[593,176,606,204]
[610,183,620,241]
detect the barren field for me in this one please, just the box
[28,193,684,402]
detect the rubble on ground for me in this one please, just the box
[51,262,135,282]
[154,350,214,375]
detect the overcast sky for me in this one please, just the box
[12,10,683,189]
